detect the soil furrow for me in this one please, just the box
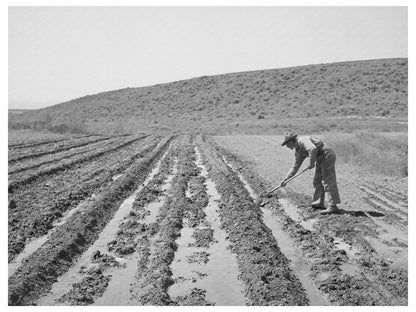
[168,144,246,306]
[8,136,141,192]
[8,135,115,164]
[130,136,198,305]
[356,184,408,217]
[8,136,173,305]
[195,135,309,306]
[221,155,329,305]
[211,137,407,305]
[37,141,177,305]
[8,135,91,149]
[8,137,122,175]
[8,136,161,262]
[362,182,407,206]
[95,154,178,305]
[8,133,407,306]
[362,198,407,228]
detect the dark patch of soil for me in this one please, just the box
[8,135,159,262]
[196,136,308,306]
[173,288,213,306]
[57,273,110,305]
[187,251,210,264]
[58,251,125,305]
[8,137,173,306]
[185,176,209,227]
[130,136,197,305]
[211,137,408,305]
[191,228,215,248]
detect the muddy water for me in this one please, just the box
[221,157,316,232]
[221,157,257,198]
[333,238,361,276]
[168,147,246,306]
[8,193,99,278]
[93,162,177,306]
[222,156,329,306]
[277,198,316,231]
[261,208,329,305]
[364,217,408,269]
[8,236,49,278]
[333,237,360,259]
[36,146,172,306]
[9,159,143,277]
[358,196,408,270]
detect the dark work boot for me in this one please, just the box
[320,205,339,215]
[311,199,325,209]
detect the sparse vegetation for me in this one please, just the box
[9,58,407,135]
[8,58,408,306]
[9,113,89,134]
[323,131,407,177]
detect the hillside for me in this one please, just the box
[9,58,407,134]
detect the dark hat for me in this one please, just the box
[281,132,298,146]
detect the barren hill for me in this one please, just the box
[10,58,407,134]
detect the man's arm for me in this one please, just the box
[281,153,305,185]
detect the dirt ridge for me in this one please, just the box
[8,136,142,192]
[196,135,309,305]
[131,136,198,305]
[8,136,161,261]
[8,136,173,305]
[211,138,407,305]
[8,136,113,164]
[8,134,92,149]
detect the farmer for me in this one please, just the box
[280,132,341,214]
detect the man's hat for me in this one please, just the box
[281,132,298,146]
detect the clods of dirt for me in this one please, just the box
[59,251,125,305]
[173,288,213,306]
[187,251,210,264]
[191,228,215,248]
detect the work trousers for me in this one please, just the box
[312,149,341,207]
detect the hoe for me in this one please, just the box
[254,168,310,207]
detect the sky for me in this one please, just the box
[8,6,408,109]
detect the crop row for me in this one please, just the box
[8,135,173,305]
[8,136,127,175]
[8,135,115,164]
[8,135,162,261]
[195,136,308,305]
[8,135,144,192]
[8,134,92,149]
[56,138,178,305]
[131,136,198,305]
[210,137,408,305]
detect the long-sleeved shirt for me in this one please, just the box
[284,136,326,180]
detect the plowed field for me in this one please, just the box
[8,134,407,306]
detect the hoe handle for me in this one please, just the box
[262,168,309,197]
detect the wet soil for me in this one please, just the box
[213,135,408,305]
[196,136,309,305]
[40,143,176,306]
[8,135,112,164]
[9,134,407,306]
[56,251,124,305]
[8,135,160,261]
[168,145,246,305]
[129,136,197,305]
[8,136,173,305]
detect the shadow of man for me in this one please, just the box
[325,209,385,218]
